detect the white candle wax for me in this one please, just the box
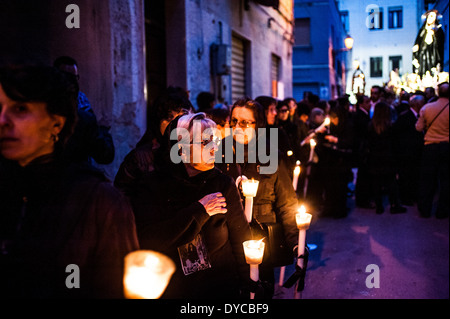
[309,139,316,162]
[244,197,253,223]
[123,250,176,299]
[292,161,301,191]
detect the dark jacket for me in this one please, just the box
[0,154,139,299]
[128,162,251,299]
[215,137,299,252]
[392,109,424,161]
[367,124,397,176]
[63,109,115,165]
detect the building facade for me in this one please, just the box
[292,0,351,102]
[338,0,424,96]
[0,0,294,178]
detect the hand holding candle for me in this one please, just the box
[294,205,312,299]
[123,250,176,299]
[243,239,265,299]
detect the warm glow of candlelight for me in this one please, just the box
[296,205,312,230]
[294,165,301,175]
[123,250,176,299]
[243,239,265,264]
[242,178,259,197]
[310,139,316,148]
[287,150,293,156]
[324,117,330,126]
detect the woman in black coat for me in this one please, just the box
[0,65,139,298]
[215,97,299,298]
[128,112,252,299]
[367,102,406,214]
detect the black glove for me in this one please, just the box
[283,246,309,291]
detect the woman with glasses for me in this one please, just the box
[128,112,252,299]
[216,97,299,299]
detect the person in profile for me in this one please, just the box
[412,9,445,78]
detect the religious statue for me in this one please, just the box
[412,9,445,78]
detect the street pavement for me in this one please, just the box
[273,196,449,299]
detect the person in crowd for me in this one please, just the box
[256,96,294,171]
[205,103,231,140]
[128,112,252,298]
[196,91,215,112]
[291,102,311,198]
[425,86,438,103]
[367,102,407,214]
[369,85,383,118]
[415,82,449,218]
[215,97,299,298]
[315,104,354,218]
[54,56,115,165]
[394,90,411,115]
[114,86,193,195]
[353,95,373,208]
[309,107,326,131]
[0,65,139,298]
[284,97,297,124]
[393,94,425,206]
[53,56,93,114]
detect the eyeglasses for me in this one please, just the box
[279,109,289,113]
[230,118,256,128]
[191,136,221,147]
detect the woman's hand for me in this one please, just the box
[324,135,338,144]
[198,192,227,216]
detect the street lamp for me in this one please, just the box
[334,35,354,53]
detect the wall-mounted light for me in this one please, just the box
[333,35,354,53]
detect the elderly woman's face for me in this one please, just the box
[231,106,256,145]
[0,84,65,166]
[186,133,218,171]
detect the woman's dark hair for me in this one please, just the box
[255,96,277,112]
[230,96,266,129]
[0,65,78,146]
[371,102,392,135]
[206,105,230,127]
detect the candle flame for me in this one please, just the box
[296,160,301,166]
[298,204,306,215]
[324,117,330,126]
[310,139,316,147]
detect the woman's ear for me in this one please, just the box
[51,115,66,136]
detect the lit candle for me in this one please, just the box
[241,178,259,197]
[308,139,316,163]
[292,160,301,191]
[316,116,330,132]
[123,250,176,299]
[295,205,312,299]
[241,178,259,223]
[243,239,265,299]
[296,205,312,230]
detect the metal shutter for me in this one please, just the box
[231,36,246,103]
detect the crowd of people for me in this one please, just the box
[0,61,448,299]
